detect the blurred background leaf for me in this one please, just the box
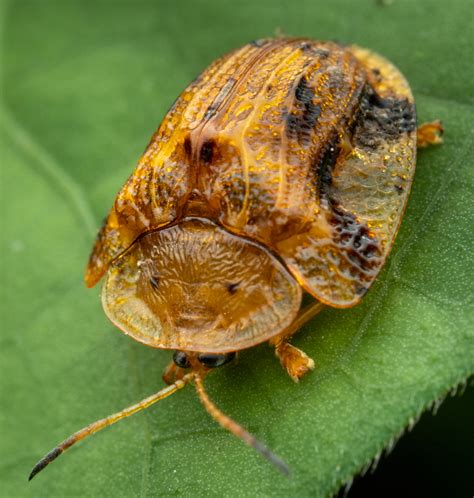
[1,0,473,497]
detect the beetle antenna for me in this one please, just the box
[28,373,194,481]
[193,374,290,475]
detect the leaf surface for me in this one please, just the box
[1,1,473,496]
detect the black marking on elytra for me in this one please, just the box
[371,68,382,82]
[150,275,160,290]
[328,200,383,275]
[300,42,330,59]
[200,140,214,164]
[204,104,219,121]
[203,78,236,121]
[286,76,321,146]
[226,282,240,295]
[394,184,404,194]
[315,134,340,200]
[355,284,369,296]
[353,84,416,149]
[294,75,314,103]
[184,136,192,157]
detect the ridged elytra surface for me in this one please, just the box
[86,38,417,307]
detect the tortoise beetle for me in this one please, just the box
[30,38,442,479]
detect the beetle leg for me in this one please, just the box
[417,120,444,148]
[162,361,186,385]
[269,300,325,382]
[273,341,315,382]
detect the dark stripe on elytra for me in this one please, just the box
[200,140,214,163]
[314,133,340,201]
[285,76,322,146]
[353,84,416,149]
[184,136,192,158]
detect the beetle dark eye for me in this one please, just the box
[197,352,236,368]
[173,351,190,368]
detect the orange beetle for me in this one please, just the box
[30,38,442,479]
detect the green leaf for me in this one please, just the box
[1,0,473,497]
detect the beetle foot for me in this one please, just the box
[274,342,315,382]
[417,120,444,148]
[162,361,186,385]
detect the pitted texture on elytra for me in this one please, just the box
[102,218,302,351]
[87,38,416,307]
